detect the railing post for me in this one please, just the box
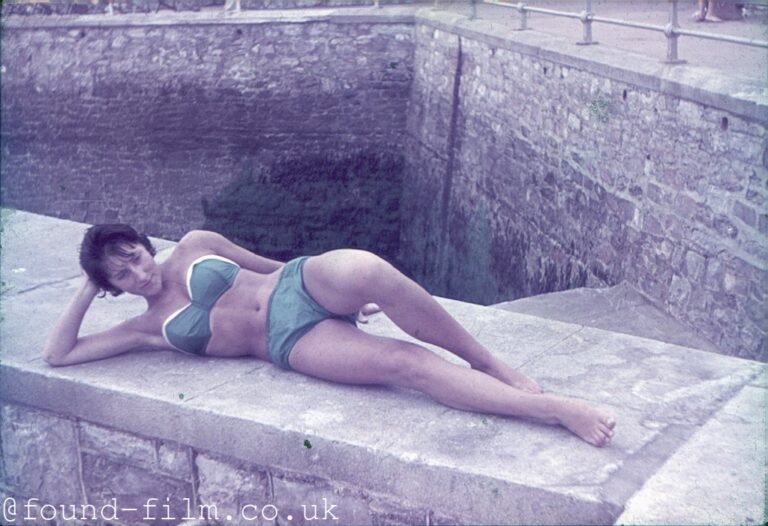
[514,2,528,31]
[577,0,597,45]
[663,0,686,63]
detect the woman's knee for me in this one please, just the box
[344,250,400,296]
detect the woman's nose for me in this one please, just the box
[133,267,148,281]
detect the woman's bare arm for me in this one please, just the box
[180,230,284,274]
[43,277,150,366]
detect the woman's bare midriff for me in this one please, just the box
[195,266,282,361]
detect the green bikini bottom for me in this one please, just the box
[266,256,357,370]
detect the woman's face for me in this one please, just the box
[104,243,161,297]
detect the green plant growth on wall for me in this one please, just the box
[588,98,612,124]
[445,200,498,305]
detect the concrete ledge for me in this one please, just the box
[2,4,765,123]
[493,283,722,354]
[1,210,765,524]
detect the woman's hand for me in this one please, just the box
[356,302,381,324]
[80,272,100,297]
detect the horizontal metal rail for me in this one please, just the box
[675,26,768,48]
[467,0,768,63]
[589,15,667,33]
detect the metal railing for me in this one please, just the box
[429,0,768,64]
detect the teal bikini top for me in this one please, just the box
[162,255,240,355]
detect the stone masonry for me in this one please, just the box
[1,7,766,359]
[400,20,767,360]
[0,401,432,526]
[1,0,422,16]
[0,14,413,264]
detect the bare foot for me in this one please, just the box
[475,358,543,394]
[554,398,616,447]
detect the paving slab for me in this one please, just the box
[494,283,722,353]
[0,208,176,297]
[519,327,764,424]
[0,210,765,525]
[616,383,767,525]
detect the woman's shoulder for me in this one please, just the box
[165,232,218,268]
[177,229,219,248]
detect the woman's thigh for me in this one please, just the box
[287,318,433,387]
[302,249,392,315]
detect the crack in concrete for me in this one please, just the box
[181,365,263,403]
[6,274,81,297]
[518,325,586,368]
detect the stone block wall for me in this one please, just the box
[0,17,412,263]
[1,10,765,359]
[1,0,422,16]
[0,401,438,526]
[401,24,767,359]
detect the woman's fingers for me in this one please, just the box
[361,303,381,315]
[357,303,381,324]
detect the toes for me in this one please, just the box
[601,424,615,438]
[591,432,607,447]
[592,426,613,447]
[601,415,616,429]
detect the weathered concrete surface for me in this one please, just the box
[616,383,767,525]
[1,210,765,525]
[493,283,722,353]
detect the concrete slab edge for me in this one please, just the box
[0,363,620,524]
[613,383,767,525]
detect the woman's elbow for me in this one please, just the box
[42,351,64,367]
[42,345,70,367]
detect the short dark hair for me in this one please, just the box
[80,224,156,296]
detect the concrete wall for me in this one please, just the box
[400,20,767,360]
[1,8,766,359]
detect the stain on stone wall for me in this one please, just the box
[443,200,498,305]
[1,20,413,245]
[201,150,404,264]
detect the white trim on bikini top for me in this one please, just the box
[161,254,240,351]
